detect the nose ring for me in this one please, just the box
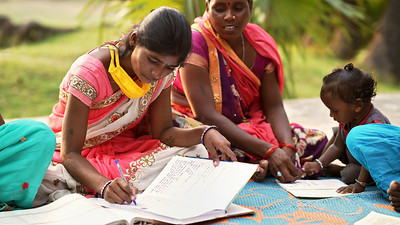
[233,15,236,19]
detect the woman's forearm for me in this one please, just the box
[61,151,109,194]
[267,106,293,145]
[199,112,271,158]
[159,126,205,147]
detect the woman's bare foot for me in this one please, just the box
[387,180,400,212]
[252,159,269,182]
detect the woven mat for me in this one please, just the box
[207,178,400,225]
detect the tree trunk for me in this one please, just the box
[330,18,365,60]
[365,0,400,82]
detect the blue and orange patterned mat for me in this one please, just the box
[208,178,400,225]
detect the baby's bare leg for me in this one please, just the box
[388,180,400,212]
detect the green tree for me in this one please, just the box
[82,0,366,97]
[365,0,400,83]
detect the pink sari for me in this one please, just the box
[49,51,208,192]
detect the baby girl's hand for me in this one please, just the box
[302,161,321,177]
[336,183,365,194]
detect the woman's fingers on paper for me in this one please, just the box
[206,130,237,163]
[276,164,301,183]
[283,160,302,182]
[266,148,300,182]
[129,185,138,201]
[220,147,237,162]
[270,163,287,182]
[214,133,236,161]
[220,153,229,161]
[206,144,220,166]
[279,168,293,183]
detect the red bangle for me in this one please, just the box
[263,146,278,159]
[279,143,297,153]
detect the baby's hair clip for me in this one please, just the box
[344,63,354,71]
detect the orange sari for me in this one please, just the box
[173,17,327,163]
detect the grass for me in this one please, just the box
[0,0,101,28]
[0,26,120,118]
[1,0,398,119]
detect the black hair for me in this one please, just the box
[321,63,377,103]
[117,7,192,64]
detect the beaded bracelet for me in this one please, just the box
[100,180,112,199]
[279,143,297,153]
[201,125,218,146]
[263,146,279,159]
[315,159,324,171]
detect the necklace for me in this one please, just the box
[241,33,245,61]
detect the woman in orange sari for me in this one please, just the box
[44,7,236,205]
[172,0,327,182]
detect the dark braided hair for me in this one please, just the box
[321,63,377,103]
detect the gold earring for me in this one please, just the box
[233,15,236,19]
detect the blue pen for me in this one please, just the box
[115,159,137,205]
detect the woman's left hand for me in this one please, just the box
[336,183,365,194]
[203,128,237,166]
[268,148,302,183]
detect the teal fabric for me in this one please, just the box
[0,119,55,209]
[347,123,400,199]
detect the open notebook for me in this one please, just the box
[0,194,130,225]
[0,155,257,224]
[94,155,258,224]
[276,178,350,198]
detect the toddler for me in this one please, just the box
[302,63,390,194]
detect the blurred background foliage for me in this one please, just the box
[0,0,398,118]
[82,0,395,96]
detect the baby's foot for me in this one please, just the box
[252,159,268,182]
[387,180,400,212]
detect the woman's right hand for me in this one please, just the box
[103,178,138,204]
[268,148,302,183]
[202,127,238,166]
